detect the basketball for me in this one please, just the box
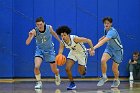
[56,54,66,66]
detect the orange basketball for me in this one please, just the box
[56,54,66,66]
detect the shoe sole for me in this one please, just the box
[67,86,76,90]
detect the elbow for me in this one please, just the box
[87,39,92,43]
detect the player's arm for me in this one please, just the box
[58,42,65,54]
[50,26,61,43]
[94,37,110,50]
[74,37,94,50]
[94,29,117,50]
[98,36,105,42]
[74,37,95,56]
[26,29,36,45]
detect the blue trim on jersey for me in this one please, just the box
[78,42,88,65]
[78,43,86,52]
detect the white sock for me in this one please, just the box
[103,73,107,78]
[130,72,133,77]
[35,74,41,81]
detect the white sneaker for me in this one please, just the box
[97,77,108,86]
[111,80,120,88]
[55,74,61,86]
[35,81,42,89]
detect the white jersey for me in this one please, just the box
[62,35,86,53]
[62,35,88,66]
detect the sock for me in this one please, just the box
[35,74,41,81]
[130,72,133,77]
[103,73,107,78]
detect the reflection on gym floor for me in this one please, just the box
[0,81,140,93]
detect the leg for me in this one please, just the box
[50,62,61,85]
[112,62,119,80]
[34,57,42,81]
[111,49,123,88]
[97,53,111,86]
[65,59,76,90]
[50,62,59,75]
[129,64,134,80]
[76,51,88,77]
[129,64,134,72]
[78,65,86,75]
[111,61,120,88]
[132,64,139,80]
[44,48,61,85]
[34,57,43,89]
[101,53,111,77]
[65,59,75,82]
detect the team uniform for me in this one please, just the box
[35,24,55,62]
[34,24,60,89]
[97,27,123,87]
[62,35,88,66]
[104,27,123,64]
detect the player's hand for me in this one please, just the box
[87,48,95,56]
[29,29,35,37]
[29,31,33,37]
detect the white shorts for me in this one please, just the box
[67,51,88,66]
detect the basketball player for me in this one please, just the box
[26,17,61,89]
[56,25,95,90]
[93,17,123,87]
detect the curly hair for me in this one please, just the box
[56,25,71,35]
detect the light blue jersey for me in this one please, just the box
[34,25,55,62]
[104,27,123,63]
[35,25,54,51]
[104,27,123,50]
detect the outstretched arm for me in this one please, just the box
[50,26,61,43]
[58,42,65,54]
[26,29,36,45]
[74,37,95,56]
[98,36,105,42]
[94,37,110,50]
